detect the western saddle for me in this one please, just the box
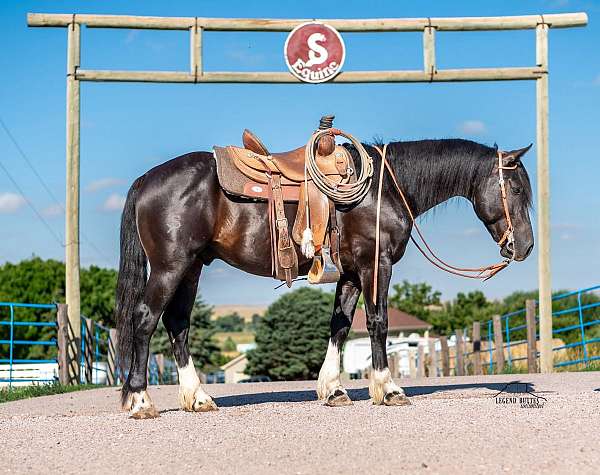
[213,116,355,287]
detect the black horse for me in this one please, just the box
[116,138,533,418]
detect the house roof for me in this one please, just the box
[220,353,247,370]
[352,308,432,333]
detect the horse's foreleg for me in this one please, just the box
[317,274,361,406]
[163,262,217,413]
[359,260,411,406]
[123,269,185,419]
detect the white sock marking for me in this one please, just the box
[317,340,343,399]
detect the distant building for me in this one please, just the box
[351,308,432,337]
[221,353,248,383]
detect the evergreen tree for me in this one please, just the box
[246,287,333,380]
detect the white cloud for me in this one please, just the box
[42,204,63,217]
[0,192,25,213]
[86,178,126,193]
[457,120,486,135]
[102,193,126,212]
[124,30,139,45]
[593,74,600,86]
[462,227,482,237]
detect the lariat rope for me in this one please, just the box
[304,128,374,205]
[372,146,516,302]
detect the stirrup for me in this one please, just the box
[308,247,341,284]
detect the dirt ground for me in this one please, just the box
[0,372,598,474]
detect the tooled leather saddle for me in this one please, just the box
[213,116,355,287]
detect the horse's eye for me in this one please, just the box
[511,186,521,195]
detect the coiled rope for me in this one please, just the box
[304,128,374,205]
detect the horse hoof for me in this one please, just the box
[129,406,160,419]
[383,391,411,406]
[325,388,353,407]
[193,399,218,412]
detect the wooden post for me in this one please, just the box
[417,344,425,378]
[455,329,465,376]
[57,303,79,385]
[492,315,505,373]
[155,353,165,384]
[57,304,70,385]
[526,299,539,373]
[423,25,436,79]
[190,22,203,79]
[409,349,417,378]
[107,328,118,385]
[472,321,483,375]
[427,338,438,377]
[440,336,450,376]
[83,318,94,384]
[65,21,82,377]
[388,352,398,378]
[536,22,553,374]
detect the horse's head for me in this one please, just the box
[472,144,534,262]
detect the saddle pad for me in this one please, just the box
[213,146,300,202]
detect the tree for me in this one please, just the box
[246,287,333,380]
[0,257,117,359]
[388,280,442,320]
[222,337,237,352]
[428,291,496,335]
[151,297,224,371]
[214,312,244,332]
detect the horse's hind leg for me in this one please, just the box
[123,267,187,419]
[317,274,361,406]
[162,261,217,412]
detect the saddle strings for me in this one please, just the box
[371,146,514,302]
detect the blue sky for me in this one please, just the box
[0,0,598,305]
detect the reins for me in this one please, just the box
[372,145,516,302]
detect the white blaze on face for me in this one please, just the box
[305,33,328,67]
[317,340,341,399]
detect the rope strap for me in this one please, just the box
[372,146,513,302]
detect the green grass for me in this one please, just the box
[0,383,98,403]
[500,364,528,375]
[573,361,600,372]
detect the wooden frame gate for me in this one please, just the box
[27,11,588,380]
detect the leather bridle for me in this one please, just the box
[372,146,518,302]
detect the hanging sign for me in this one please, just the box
[284,22,346,83]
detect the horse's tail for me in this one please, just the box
[115,176,147,390]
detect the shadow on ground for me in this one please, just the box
[214,381,538,407]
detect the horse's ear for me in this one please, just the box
[504,143,533,165]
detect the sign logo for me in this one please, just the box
[492,382,547,409]
[284,22,346,83]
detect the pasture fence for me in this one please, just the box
[391,285,600,378]
[0,302,174,387]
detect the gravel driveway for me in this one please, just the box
[1,372,598,474]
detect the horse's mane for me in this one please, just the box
[382,139,532,213]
